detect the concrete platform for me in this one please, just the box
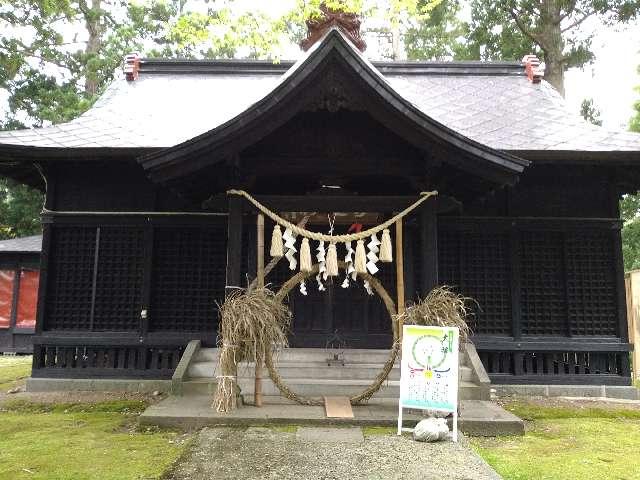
[139,395,524,435]
[495,383,640,400]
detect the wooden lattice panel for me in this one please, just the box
[566,231,617,336]
[479,350,628,378]
[45,227,96,330]
[32,344,184,379]
[438,229,511,335]
[93,227,145,331]
[150,225,227,332]
[520,231,566,335]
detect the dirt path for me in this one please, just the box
[165,426,501,480]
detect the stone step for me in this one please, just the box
[182,378,219,395]
[236,377,480,399]
[240,381,485,404]
[182,377,486,400]
[188,360,474,383]
[196,347,456,365]
[194,348,220,363]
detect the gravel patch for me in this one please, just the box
[165,426,501,480]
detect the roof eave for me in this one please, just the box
[511,149,640,165]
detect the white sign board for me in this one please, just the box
[397,325,459,440]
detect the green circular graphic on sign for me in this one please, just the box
[411,334,447,369]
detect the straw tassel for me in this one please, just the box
[380,228,392,263]
[325,242,339,277]
[355,240,367,274]
[300,238,312,273]
[270,225,283,258]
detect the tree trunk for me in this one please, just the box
[84,0,103,96]
[540,0,565,96]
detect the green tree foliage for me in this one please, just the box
[621,195,640,271]
[0,1,296,238]
[631,66,640,133]
[404,0,470,60]
[0,178,42,240]
[460,0,640,95]
[580,98,603,126]
[625,66,640,270]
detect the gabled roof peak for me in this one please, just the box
[139,27,528,185]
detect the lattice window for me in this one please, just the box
[93,227,145,331]
[438,229,511,335]
[520,231,566,335]
[150,224,227,332]
[566,231,617,336]
[45,227,96,330]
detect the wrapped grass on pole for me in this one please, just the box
[213,287,291,413]
[397,286,473,348]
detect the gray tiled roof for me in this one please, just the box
[0,235,42,253]
[0,57,638,153]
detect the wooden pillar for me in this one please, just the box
[419,200,438,296]
[225,197,243,294]
[396,219,405,340]
[403,224,415,304]
[254,214,264,407]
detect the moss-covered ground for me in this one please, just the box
[471,400,640,480]
[0,355,189,480]
[0,355,32,390]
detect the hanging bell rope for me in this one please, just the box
[227,189,438,243]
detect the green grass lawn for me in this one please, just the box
[471,401,640,480]
[0,355,189,480]
[0,355,32,390]
[0,401,188,480]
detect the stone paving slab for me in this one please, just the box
[297,426,364,443]
[140,395,523,435]
[164,426,502,480]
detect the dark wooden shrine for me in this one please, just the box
[1,24,639,385]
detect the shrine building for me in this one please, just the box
[1,13,639,391]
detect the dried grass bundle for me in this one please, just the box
[398,286,474,348]
[213,287,291,413]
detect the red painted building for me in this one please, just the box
[0,235,41,353]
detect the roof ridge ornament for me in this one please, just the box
[300,4,366,52]
[522,54,544,83]
[124,53,141,81]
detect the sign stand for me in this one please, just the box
[396,325,459,442]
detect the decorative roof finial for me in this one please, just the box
[124,53,141,81]
[300,3,366,52]
[522,55,544,84]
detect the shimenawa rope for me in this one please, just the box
[226,189,438,243]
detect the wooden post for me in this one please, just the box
[255,214,264,407]
[396,218,405,341]
[419,200,438,296]
[225,197,243,295]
